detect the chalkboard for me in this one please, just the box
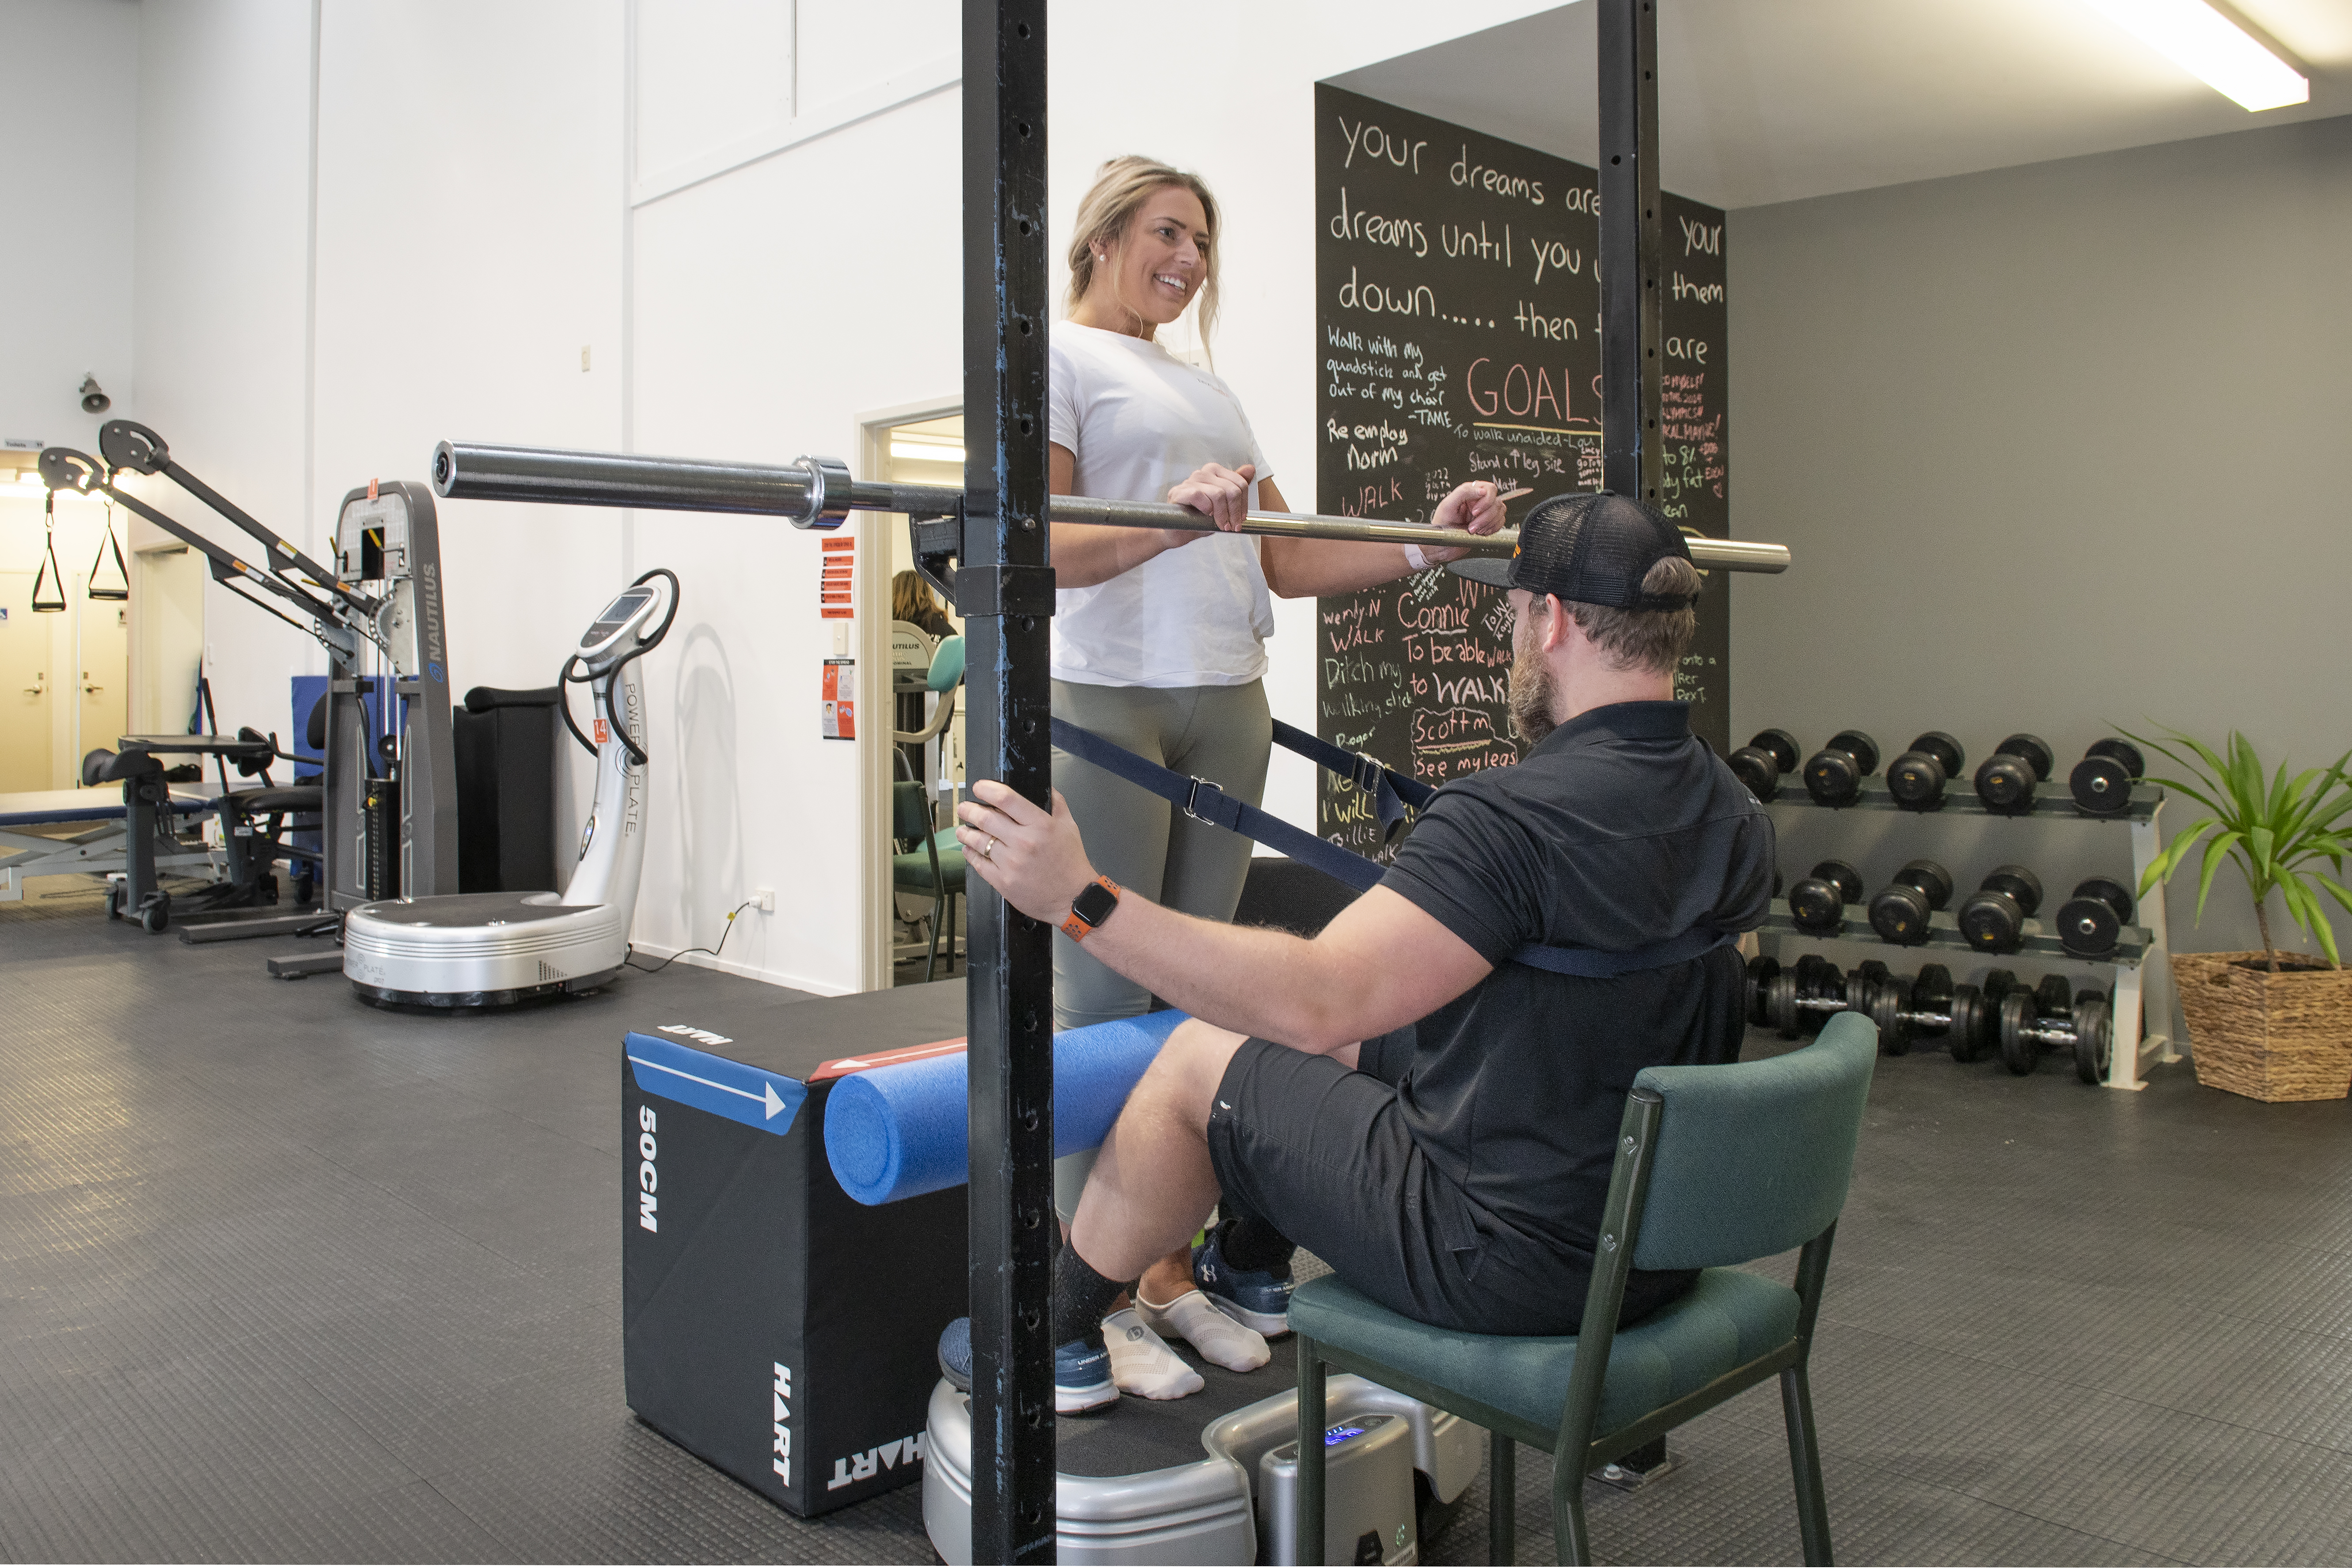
[1313,83,1730,857]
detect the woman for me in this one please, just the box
[1047,155,1507,1398]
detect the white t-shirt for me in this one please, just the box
[1048,322,1275,688]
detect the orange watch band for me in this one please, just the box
[1060,875,1123,942]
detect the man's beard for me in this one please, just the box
[1508,643,1555,747]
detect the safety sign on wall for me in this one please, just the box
[821,657,856,740]
[819,536,854,619]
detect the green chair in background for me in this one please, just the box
[1292,1011,1878,1566]
[891,780,964,982]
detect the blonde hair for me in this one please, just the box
[1066,155,1222,352]
[1567,557,1703,676]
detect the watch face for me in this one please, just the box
[1072,881,1119,926]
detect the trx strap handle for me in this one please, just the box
[31,491,67,613]
[1050,716,1737,978]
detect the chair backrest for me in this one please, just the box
[927,635,966,694]
[893,780,937,843]
[1628,1011,1877,1271]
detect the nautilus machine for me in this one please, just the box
[422,436,1788,1560]
[36,427,458,948]
[341,569,677,1008]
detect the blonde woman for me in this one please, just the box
[1040,155,1508,1406]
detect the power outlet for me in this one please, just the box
[754,887,775,913]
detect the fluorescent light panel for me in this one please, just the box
[2082,0,2309,111]
[891,440,966,464]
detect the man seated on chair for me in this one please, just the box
[941,493,1775,1414]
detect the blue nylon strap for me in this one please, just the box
[1048,717,1385,893]
[1050,716,1735,977]
[1267,718,1434,834]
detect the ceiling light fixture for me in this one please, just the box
[891,440,967,465]
[2080,0,2309,111]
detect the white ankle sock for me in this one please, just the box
[1103,1307,1205,1400]
[1137,1288,1271,1373]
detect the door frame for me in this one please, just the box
[854,395,962,991]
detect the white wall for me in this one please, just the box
[0,0,138,457]
[132,0,317,742]
[114,0,1563,994]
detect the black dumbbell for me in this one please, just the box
[1729,729,1802,803]
[1973,733,2055,815]
[1946,968,2018,1063]
[1742,954,1780,1026]
[1802,731,1881,807]
[1861,963,1952,1056]
[1885,732,1966,812]
[1787,860,1865,935]
[1998,985,2113,1082]
[2069,738,2146,816]
[1868,859,1954,946]
[1957,865,2045,953]
[1759,954,1868,1039]
[2055,878,2137,958]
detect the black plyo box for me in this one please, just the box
[622,982,968,1517]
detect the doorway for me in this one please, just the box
[854,402,969,989]
[0,471,136,791]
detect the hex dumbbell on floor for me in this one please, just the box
[1868,859,1954,946]
[1957,865,2045,953]
[1945,968,2019,1063]
[1788,860,1865,935]
[1750,953,1873,1039]
[1973,733,2055,814]
[1802,730,1881,807]
[2056,878,2137,958]
[1998,984,2114,1083]
[2068,737,2147,816]
[1728,728,1801,802]
[1885,732,1966,812]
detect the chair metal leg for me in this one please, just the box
[923,898,941,983]
[1297,1336,1326,1565]
[1488,1430,1515,1566]
[1552,1441,1591,1566]
[1780,1363,1835,1566]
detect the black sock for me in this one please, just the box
[1214,1213,1296,1278]
[1052,1244,1132,1350]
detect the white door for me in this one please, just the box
[78,576,129,764]
[0,571,56,793]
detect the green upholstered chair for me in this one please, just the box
[893,634,965,746]
[1292,1011,1878,1565]
[890,780,965,982]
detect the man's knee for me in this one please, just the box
[1133,1018,1249,1132]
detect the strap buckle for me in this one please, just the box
[1349,751,1392,796]
[1182,775,1227,824]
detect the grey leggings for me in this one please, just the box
[1051,678,1271,1222]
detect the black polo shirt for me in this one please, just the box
[1376,700,1775,1273]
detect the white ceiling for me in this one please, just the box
[1329,0,2352,210]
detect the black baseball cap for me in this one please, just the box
[1449,491,1699,610]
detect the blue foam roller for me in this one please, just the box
[824,1011,1190,1206]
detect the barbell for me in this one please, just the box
[429,441,1794,573]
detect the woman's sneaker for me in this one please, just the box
[1190,1234,1293,1337]
[1101,1307,1204,1400]
[936,1316,1118,1415]
[1136,1288,1271,1372]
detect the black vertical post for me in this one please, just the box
[1598,0,1663,504]
[962,0,1057,1561]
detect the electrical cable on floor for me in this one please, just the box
[625,900,756,974]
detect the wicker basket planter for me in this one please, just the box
[2174,951,2352,1102]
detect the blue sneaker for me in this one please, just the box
[937,1317,1118,1415]
[1191,1234,1293,1337]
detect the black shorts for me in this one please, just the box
[1204,1033,1693,1336]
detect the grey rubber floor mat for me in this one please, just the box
[6,874,2352,1564]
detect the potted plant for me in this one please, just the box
[2129,727,2352,1102]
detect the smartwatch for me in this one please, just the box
[1061,875,1123,942]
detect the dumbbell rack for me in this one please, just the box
[1755,783,2180,1090]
